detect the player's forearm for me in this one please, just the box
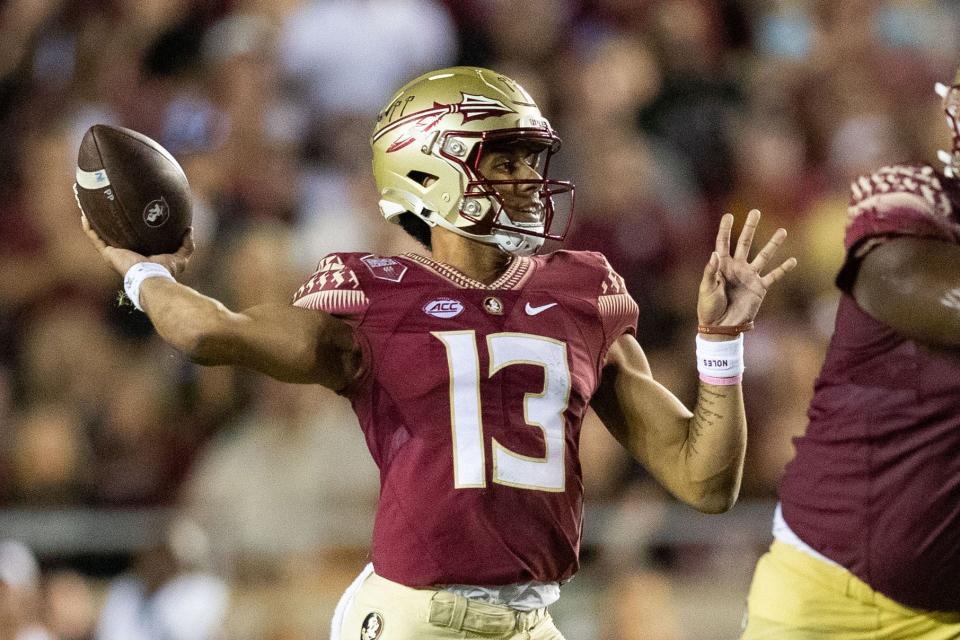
[138,279,356,387]
[679,381,747,513]
[138,277,235,362]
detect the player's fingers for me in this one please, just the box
[169,257,186,276]
[80,214,108,252]
[760,257,798,288]
[699,252,720,293]
[734,209,761,262]
[715,213,734,256]
[175,228,195,259]
[751,227,787,272]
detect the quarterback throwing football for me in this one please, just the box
[82,67,795,639]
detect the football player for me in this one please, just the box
[739,67,960,639]
[81,67,795,639]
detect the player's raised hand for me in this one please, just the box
[697,209,797,329]
[81,213,194,277]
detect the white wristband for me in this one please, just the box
[696,334,744,382]
[123,262,175,311]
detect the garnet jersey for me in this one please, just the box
[292,250,638,587]
[780,164,960,611]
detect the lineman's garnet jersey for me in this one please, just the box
[780,164,960,611]
[293,250,638,587]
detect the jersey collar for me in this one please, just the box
[403,252,533,290]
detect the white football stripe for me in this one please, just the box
[75,167,111,189]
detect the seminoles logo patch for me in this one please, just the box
[361,255,408,282]
[483,296,504,315]
[360,612,383,640]
[423,298,464,318]
[375,93,516,154]
[143,197,170,227]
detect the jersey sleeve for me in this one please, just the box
[595,253,639,346]
[291,253,371,321]
[837,164,960,291]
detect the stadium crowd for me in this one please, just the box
[0,0,957,638]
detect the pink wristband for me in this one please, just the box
[699,373,743,386]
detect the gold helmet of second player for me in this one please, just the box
[935,65,960,177]
[371,66,574,256]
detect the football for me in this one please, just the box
[74,124,192,255]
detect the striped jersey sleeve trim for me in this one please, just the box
[843,164,960,251]
[848,165,951,222]
[599,293,638,330]
[292,254,370,315]
[293,289,370,314]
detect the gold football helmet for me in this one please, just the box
[935,65,960,177]
[371,66,574,256]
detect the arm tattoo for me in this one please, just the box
[688,385,726,453]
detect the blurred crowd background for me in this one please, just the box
[0,0,956,638]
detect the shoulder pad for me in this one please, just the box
[849,164,952,221]
[292,253,370,315]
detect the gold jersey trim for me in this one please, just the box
[403,253,532,290]
[598,293,638,327]
[293,289,370,314]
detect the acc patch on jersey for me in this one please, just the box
[361,255,407,282]
[360,612,384,640]
[423,298,464,318]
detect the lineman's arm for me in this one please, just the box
[81,215,358,390]
[591,334,745,514]
[853,236,960,347]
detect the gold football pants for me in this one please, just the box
[741,541,960,640]
[332,565,565,640]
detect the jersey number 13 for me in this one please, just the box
[432,330,571,492]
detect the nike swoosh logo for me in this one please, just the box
[525,302,557,316]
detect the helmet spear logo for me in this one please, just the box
[379,93,516,153]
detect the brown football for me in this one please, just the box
[74,124,192,255]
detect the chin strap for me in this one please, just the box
[404,189,549,256]
[485,196,547,256]
[493,229,543,256]
[455,196,547,256]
